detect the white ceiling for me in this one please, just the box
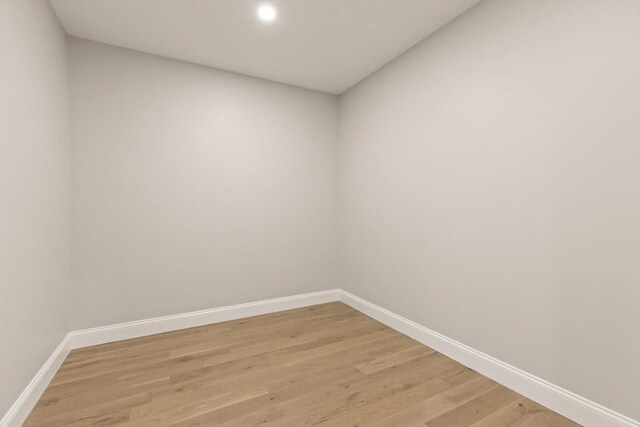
[50,0,480,94]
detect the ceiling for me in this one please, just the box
[50,0,480,94]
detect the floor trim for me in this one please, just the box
[2,289,637,427]
[338,290,639,427]
[67,289,341,349]
[0,336,71,427]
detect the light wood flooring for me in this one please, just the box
[25,302,579,426]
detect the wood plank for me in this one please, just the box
[23,302,579,426]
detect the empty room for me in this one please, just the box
[1,0,638,426]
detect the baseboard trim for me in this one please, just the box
[67,289,341,349]
[338,290,639,427]
[2,288,637,427]
[0,336,71,427]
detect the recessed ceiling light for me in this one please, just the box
[257,4,277,22]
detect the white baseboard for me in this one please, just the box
[338,290,639,427]
[2,288,637,427]
[0,336,71,427]
[67,289,341,349]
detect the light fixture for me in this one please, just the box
[257,4,277,22]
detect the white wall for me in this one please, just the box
[0,0,71,418]
[339,0,639,420]
[69,38,339,329]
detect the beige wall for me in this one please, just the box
[69,38,339,329]
[339,0,639,420]
[0,0,71,417]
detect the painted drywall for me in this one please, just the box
[0,0,71,418]
[50,0,480,94]
[339,0,639,420]
[69,38,338,329]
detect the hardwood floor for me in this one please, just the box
[25,302,579,426]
